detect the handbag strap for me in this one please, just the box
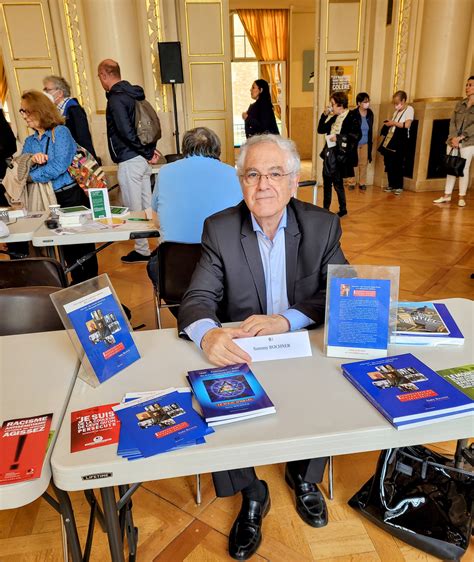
[395,448,473,478]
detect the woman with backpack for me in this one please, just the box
[20,90,98,283]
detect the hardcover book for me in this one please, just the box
[187,363,276,425]
[0,413,53,485]
[393,302,464,345]
[341,353,473,429]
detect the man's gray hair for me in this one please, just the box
[182,127,221,159]
[43,75,71,97]
[236,134,301,176]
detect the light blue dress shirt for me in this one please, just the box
[151,155,243,243]
[185,208,313,348]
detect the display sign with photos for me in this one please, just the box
[50,274,140,387]
[328,63,356,106]
[324,264,400,359]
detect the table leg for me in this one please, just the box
[52,484,83,562]
[100,487,125,562]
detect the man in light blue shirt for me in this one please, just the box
[151,127,242,243]
[178,134,347,560]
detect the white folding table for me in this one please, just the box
[51,298,473,562]
[0,212,47,244]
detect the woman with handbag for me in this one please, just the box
[317,91,361,217]
[379,91,414,195]
[20,90,98,283]
[434,76,474,207]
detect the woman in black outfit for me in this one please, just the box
[317,91,361,217]
[242,79,279,138]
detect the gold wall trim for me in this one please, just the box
[2,2,51,60]
[393,0,411,93]
[412,97,462,103]
[63,0,91,113]
[189,61,226,112]
[325,0,362,55]
[13,64,53,95]
[146,0,167,111]
[185,1,224,57]
[193,116,229,160]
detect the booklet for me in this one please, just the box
[63,286,140,384]
[187,363,276,426]
[57,205,92,216]
[436,365,474,400]
[393,302,464,345]
[113,389,212,459]
[326,277,392,359]
[71,403,120,453]
[341,353,473,429]
[0,414,53,485]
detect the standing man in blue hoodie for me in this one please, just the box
[98,59,159,263]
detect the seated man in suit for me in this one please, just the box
[178,134,347,560]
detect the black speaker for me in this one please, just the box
[158,42,184,84]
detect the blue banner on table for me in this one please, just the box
[64,287,140,384]
[187,363,276,426]
[327,277,391,359]
[341,353,473,429]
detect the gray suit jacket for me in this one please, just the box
[178,198,347,334]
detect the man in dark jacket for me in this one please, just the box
[98,59,159,263]
[43,75,98,159]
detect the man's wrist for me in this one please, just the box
[276,314,291,331]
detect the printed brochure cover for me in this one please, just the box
[341,353,473,428]
[64,287,140,383]
[187,363,276,423]
[70,403,120,453]
[436,365,474,400]
[113,390,211,458]
[327,277,391,358]
[393,302,464,345]
[0,413,53,485]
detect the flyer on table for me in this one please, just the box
[64,287,140,383]
[70,403,120,453]
[0,413,53,485]
[327,277,391,359]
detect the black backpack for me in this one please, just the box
[135,99,162,145]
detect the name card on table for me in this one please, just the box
[235,331,312,362]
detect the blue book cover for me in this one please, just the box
[327,277,391,358]
[114,391,212,458]
[341,353,473,428]
[393,302,464,345]
[187,363,275,423]
[64,287,140,384]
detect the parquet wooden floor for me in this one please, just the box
[1,179,473,561]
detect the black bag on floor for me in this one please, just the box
[348,445,473,561]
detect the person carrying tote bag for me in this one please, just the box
[434,75,474,208]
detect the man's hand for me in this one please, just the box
[239,314,290,337]
[148,149,162,165]
[31,153,48,165]
[201,327,252,366]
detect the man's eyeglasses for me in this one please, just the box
[241,171,294,186]
[43,87,57,94]
[19,108,32,117]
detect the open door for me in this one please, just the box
[259,60,286,136]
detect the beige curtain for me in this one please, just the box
[237,9,288,119]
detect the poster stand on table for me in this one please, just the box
[324,264,400,359]
[50,274,140,387]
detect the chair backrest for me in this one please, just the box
[0,286,65,336]
[0,257,67,290]
[157,242,202,304]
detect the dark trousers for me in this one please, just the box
[384,151,404,190]
[323,170,346,213]
[212,457,328,497]
[55,185,99,284]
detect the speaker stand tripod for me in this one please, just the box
[164,81,182,163]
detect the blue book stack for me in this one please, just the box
[187,363,276,426]
[112,388,213,460]
[341,353,473,429]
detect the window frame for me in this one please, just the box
[230,12,257,62]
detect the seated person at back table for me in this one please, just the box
[178,134,347,561]
[147,127,242,287]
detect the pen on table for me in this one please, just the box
[127,218,150,222]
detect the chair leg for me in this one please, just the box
[157,305,163,330]
[195,474,201,505]
[328,456,334,500]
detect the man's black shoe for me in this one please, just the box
[229,481,270,560]
[285,467,328,528]
[121,250,151,264]
[337,210,347,217]
[359,184,367,191]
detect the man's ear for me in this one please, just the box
[290,174,300,197]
